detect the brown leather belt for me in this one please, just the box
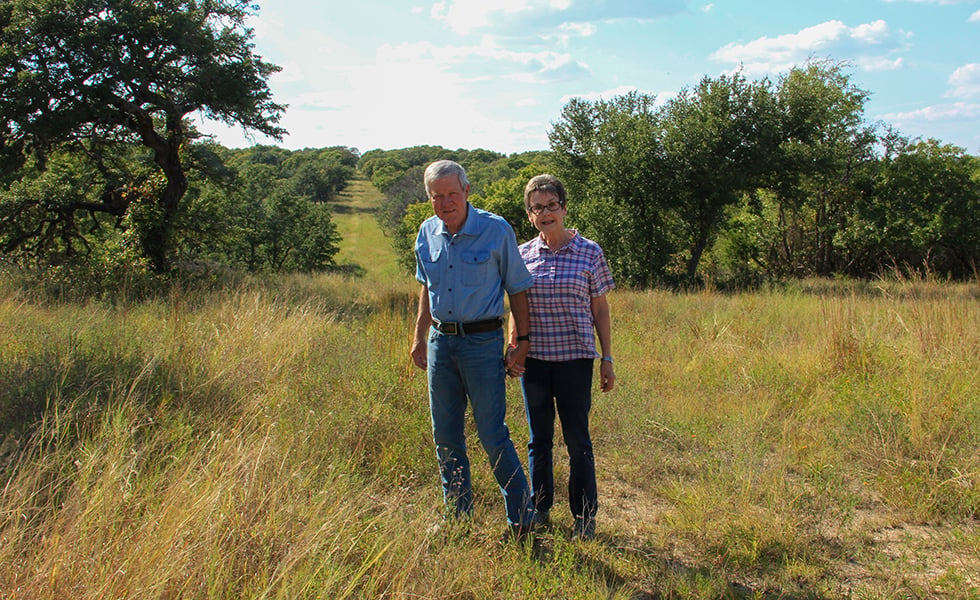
[432,317,503,335]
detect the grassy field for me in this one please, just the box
[331,177,405,281]
[1,181,979,599]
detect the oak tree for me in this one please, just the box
[0,0,285,272]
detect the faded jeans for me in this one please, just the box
[427,327,534,527]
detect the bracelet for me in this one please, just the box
[516,334,530,342]
[601,356,613,363]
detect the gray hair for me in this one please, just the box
[424,160,469,195]
[524,174,567,210]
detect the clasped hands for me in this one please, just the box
[504,343,528,378]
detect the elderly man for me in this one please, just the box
[411,159,535,536]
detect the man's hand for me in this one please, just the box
[412,285,431,370]
[505,342,528,377]
[411,338,428,370]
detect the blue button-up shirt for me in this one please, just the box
[415,204,532,324]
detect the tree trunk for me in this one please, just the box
[687,232,708,284]
[143,142,188,274]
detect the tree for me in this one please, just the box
[550,92,674,288]
[770,61,877,276]
[703,62,880,283]
[188,147,344,273]
[844,140,980,277]
[473,162,551,242]
[659,73,782,283]
[0,0,284,273]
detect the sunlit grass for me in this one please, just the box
[1,175,978,597]
[331,177,404,281]
[1,276,978,598]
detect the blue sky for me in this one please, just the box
[197,0,980,155]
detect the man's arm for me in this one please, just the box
[411,285,432,369]
[505,290,530,375]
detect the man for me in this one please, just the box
[411,159,535,535]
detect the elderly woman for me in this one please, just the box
[507,174,615,540]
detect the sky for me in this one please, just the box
[196,0,980,156]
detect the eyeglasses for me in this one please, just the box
[527,200,564,215]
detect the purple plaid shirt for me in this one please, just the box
[519,231,615,362]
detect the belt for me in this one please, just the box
[432,317,503,335]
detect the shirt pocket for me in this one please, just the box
[461,250,492,287]
[420,247,443,288]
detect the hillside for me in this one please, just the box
[0,178,978,598]
[331,177,404,281]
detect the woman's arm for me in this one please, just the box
[591,293,615,392]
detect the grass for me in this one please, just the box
[331,177,404,282]
[1,181,979,598]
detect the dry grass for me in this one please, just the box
[1,276,978,599]
[1,179,978,598]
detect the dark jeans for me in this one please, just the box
[521,357,597,521]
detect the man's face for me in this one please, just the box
[428,175,469,233]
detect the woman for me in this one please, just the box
[507,174,615,540]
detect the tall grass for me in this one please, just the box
[1,274,978,598]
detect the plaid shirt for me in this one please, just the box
[519,231,615,362]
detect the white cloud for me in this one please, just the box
[558,22,597,37]
[879,102,980,122]
[562,85,675,106]
[711,20,909,75]
[947,63,980,99]
[970,9,980,21]
[431,0,685,36]
[858,56,905,72]
[198,36,566,152]
[431,0,530,34]
[702,4,715,12]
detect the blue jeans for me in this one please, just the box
[521,357,597,521]
[427,327,533,526]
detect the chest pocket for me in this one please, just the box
[419,247,443,288]
[461,250,492,286]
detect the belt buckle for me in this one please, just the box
[441,321,460,335]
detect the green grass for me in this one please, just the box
[1,180,979,598]
[331,177,404,281]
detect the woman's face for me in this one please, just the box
[526,190,566,233]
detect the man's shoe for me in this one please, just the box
[572,516,596,541]
[500,522,536,544]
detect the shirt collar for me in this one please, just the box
[532,229,580,253]
[435,203,474,237]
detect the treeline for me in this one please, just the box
[3,0,978,295]
[0,141,359,294]
[365,61,980,289]
[186,145,357,273]
[360,146,551,272]
[552,61,980,288]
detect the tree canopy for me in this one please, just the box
[0,0,285,272]
[548,60,980,288]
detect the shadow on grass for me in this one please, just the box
[329,263,368,278]
[524,531,830,600]
[331,202,377,215]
